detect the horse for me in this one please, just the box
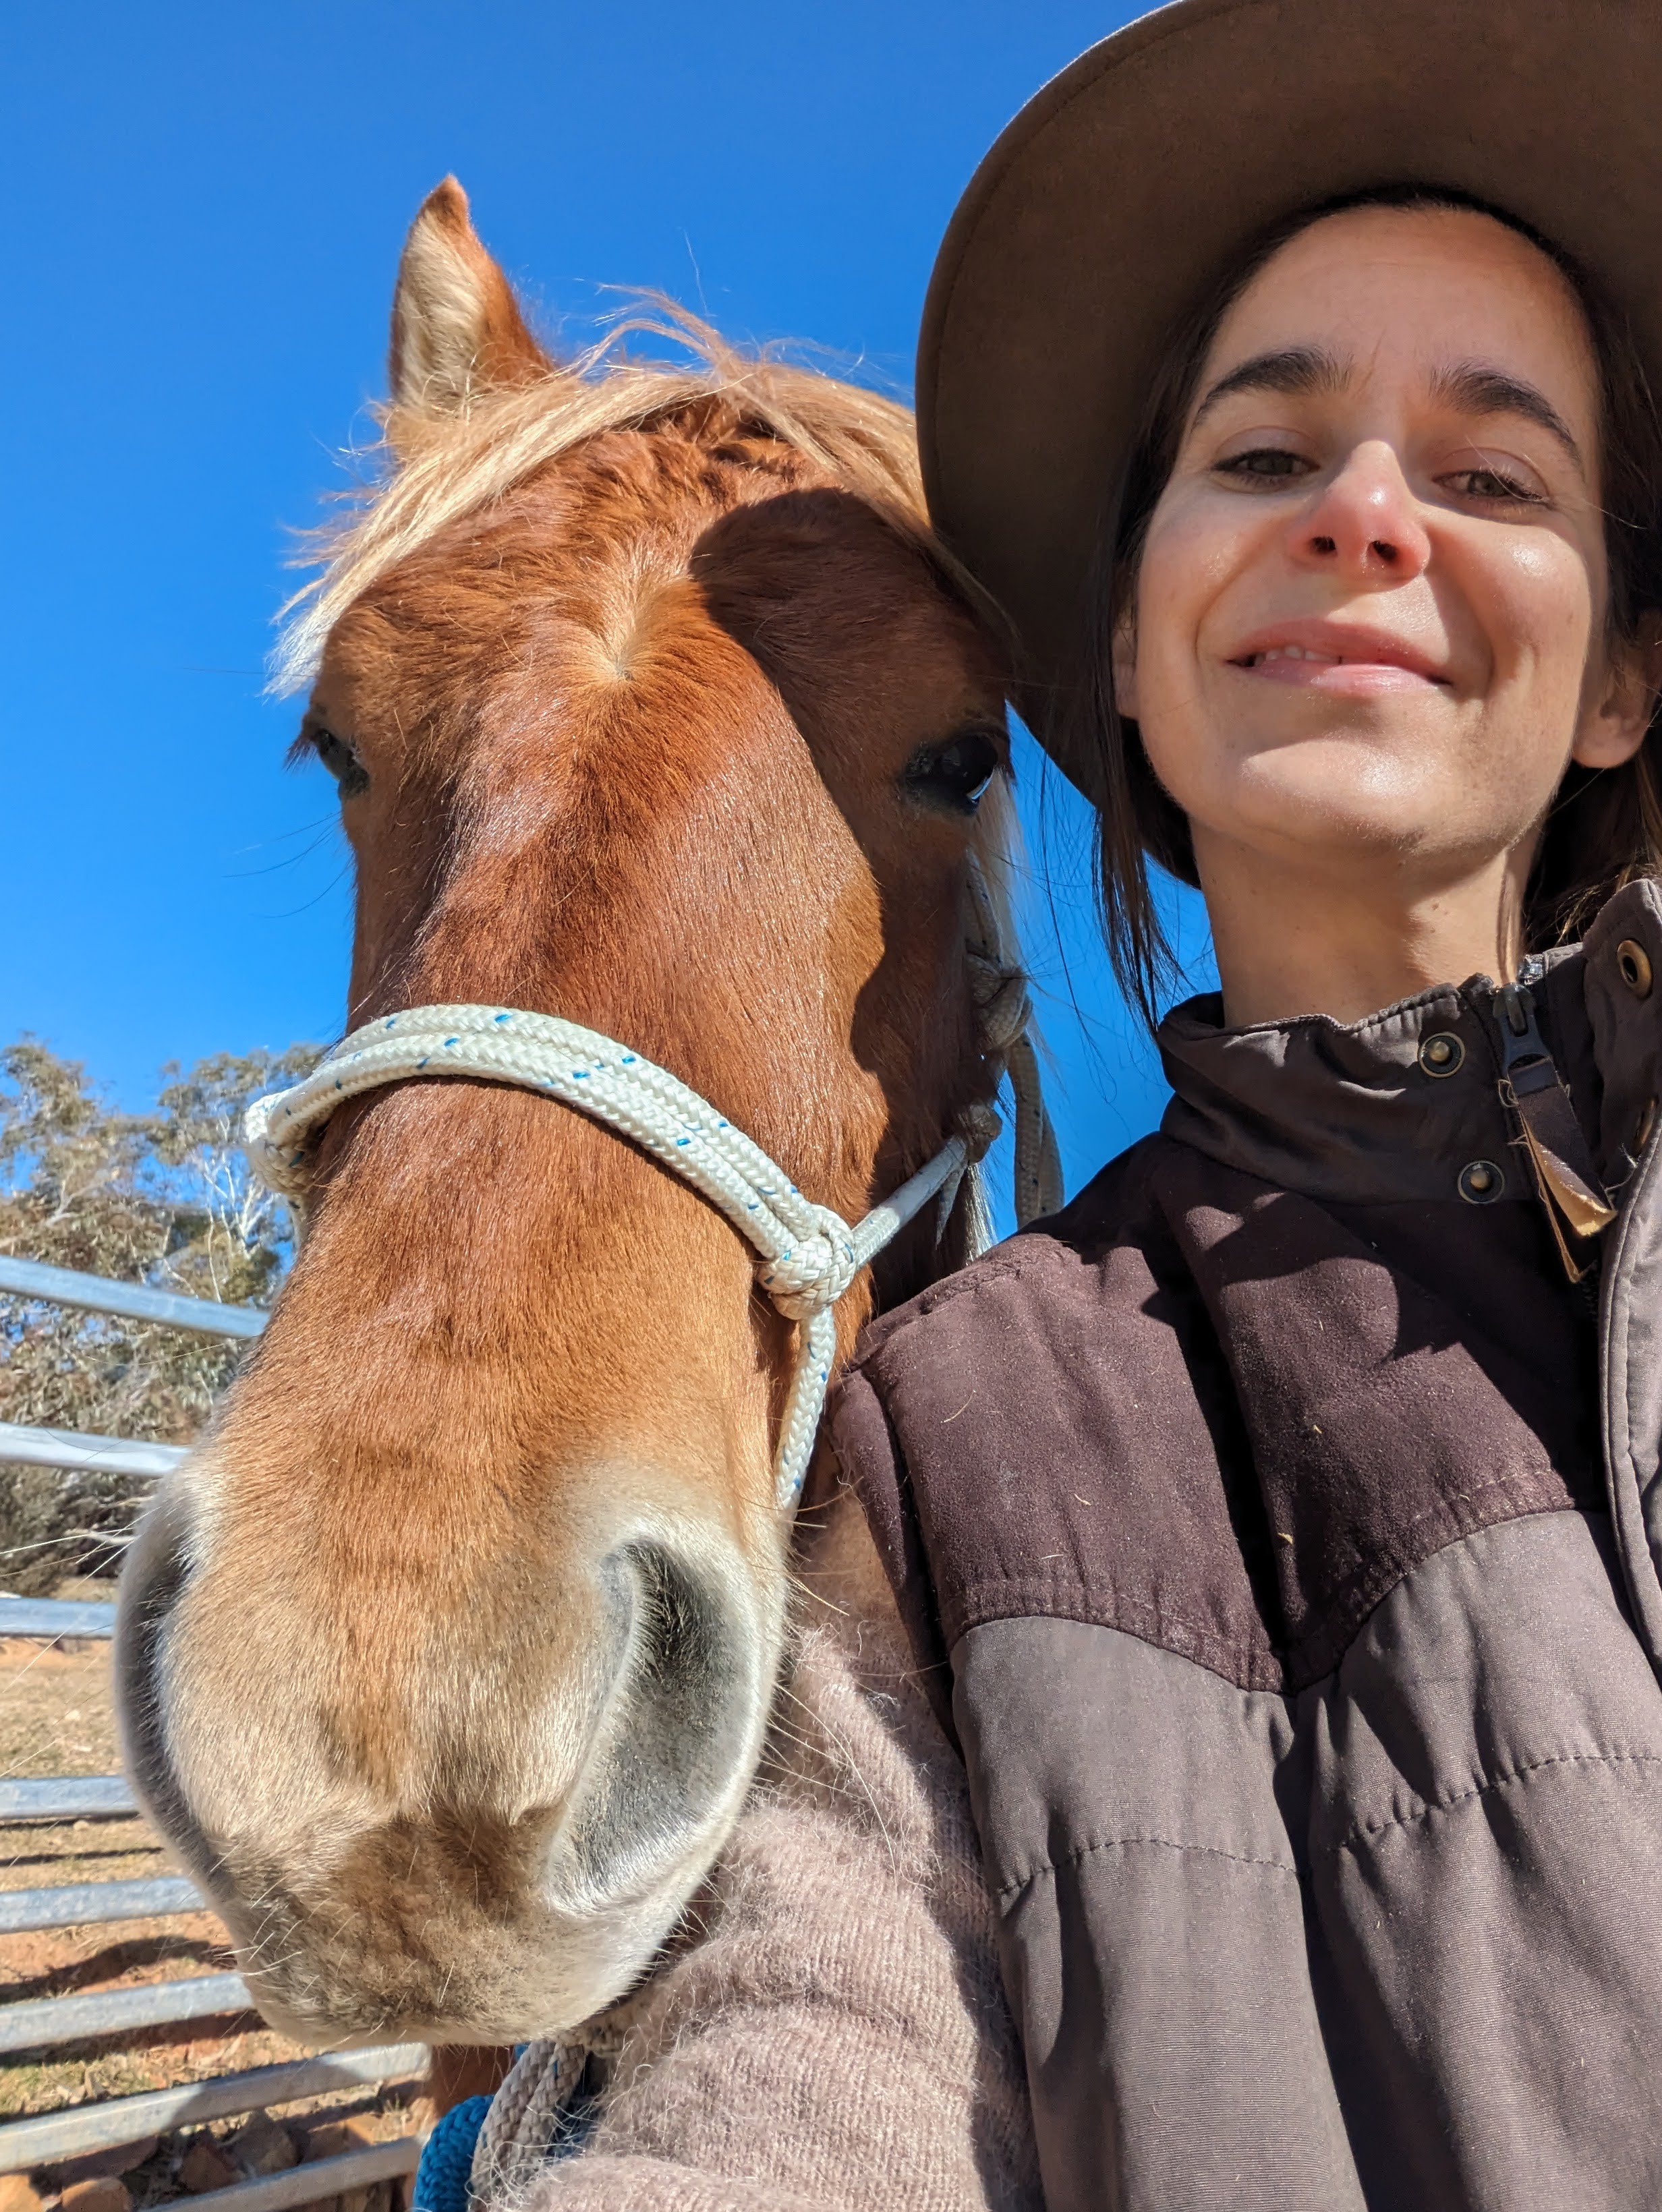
[115,178,1048,2058]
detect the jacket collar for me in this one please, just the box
[1156,953,1587,1207]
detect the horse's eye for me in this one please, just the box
[311,727,369,800]
[903,727,1003,815]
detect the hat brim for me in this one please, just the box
[918,0,1662,796]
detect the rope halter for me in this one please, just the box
[243,877,1060,1513]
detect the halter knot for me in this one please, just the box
[757,1205,860,1321]
[967,952,1033,1059]
[957,1099,1004,1162]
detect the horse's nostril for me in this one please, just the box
[563,1536,759,1900]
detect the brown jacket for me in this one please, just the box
[523,879,1662,2211]
[832,877,1662,2211]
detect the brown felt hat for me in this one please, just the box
[918,0,1662,796]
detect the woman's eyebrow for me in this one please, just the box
[1427,361,1584,471]
[1190,345,1347,426]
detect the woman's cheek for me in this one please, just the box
[1141,487,1257,608]
[1133,496,1255,707]
[1471,531,1596,698]
[1449,535,1600,834]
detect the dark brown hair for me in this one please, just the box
[1060,184,1662,1025]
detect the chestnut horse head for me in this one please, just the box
[117,181,1039,2047]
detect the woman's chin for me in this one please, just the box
[1194,771,1512,873]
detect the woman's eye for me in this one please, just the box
[1442,465,1543,504]
[1215,447,1314,483]
[902,728,1004,815]
[312,727,369,799]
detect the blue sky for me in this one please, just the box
[5,0,1210,1206]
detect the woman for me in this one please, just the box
[493,1,1662,2206]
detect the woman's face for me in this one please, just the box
[1116,204,1654,895]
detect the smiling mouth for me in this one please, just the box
[1232,643,1448,683]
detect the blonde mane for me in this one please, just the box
[274,304,931,695]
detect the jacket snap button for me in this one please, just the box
[1419,1032,1464,1076]
[1617,938,1655,998]
[1458,1159,1505,1204]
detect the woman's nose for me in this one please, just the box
[1292,441,1431,581]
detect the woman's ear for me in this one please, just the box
[1572,618,1662,769]
[1110,601,1141,722]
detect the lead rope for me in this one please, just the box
[964,860,1063,1227]
[244,860,1058,1517]
[461,2040,594,2206]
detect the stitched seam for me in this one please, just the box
[1336,1748,1662,1853]
[1339,1469,1561,1565]
[1282,1491,1578,1689]
[1182,984,1469,1047]
[948,1581,1282,1692]
[842,1141,1162,1374]
[997,1829,1298,1898]
[847,1244,1059,1365]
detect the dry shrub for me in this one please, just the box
[0,1041,318,1594]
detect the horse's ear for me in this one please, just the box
[389,178,552,423]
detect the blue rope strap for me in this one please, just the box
[412,2093,492,2212]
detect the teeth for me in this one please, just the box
[1254,644,1341,666]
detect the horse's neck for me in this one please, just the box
[797,1478,899,1629]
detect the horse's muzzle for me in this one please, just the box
[114,1472,778,2042]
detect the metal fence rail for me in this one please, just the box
[0,1258,268,1341]
[0,1876,203,1936]
[0,1420,188,1479]
[0,1975,256,2058]
[0,1774,136,1820]
[1,1258,430,2207]
[0,1598,116,1639]
[181,2139,420,2212]
[0,2043,426,2169]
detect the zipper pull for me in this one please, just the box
[1495,982,1615,1281]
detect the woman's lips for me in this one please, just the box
[1230,642,1449,691]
